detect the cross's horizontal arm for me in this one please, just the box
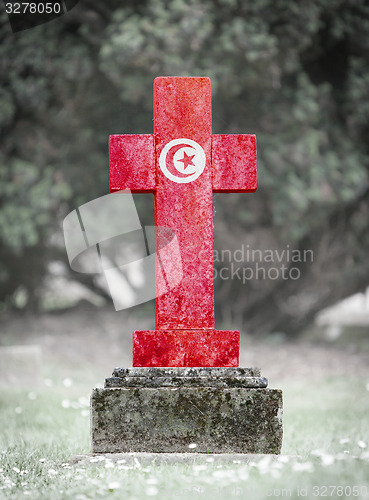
[110,134,156,193]
[212,134,257,193]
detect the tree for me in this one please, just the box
[0,0,368,334]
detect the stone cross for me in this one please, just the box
[109,77,256,367]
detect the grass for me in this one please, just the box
[0,377,369,499]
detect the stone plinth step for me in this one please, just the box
[113,367,261,377]
[105,376,268,388]
[106,367,266,388]
[91,367,283,454]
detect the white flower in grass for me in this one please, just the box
[4,477,14,487]
[117,465,130,470]
[15,407,22,414]
[61,400,70,409]
[146,486,158,496]
[272,461,283,470]
[63,378,73,387]
[104,462,114,469]
[81,410,89,417]
[108,482,121,491]
[216,469,238,481]
[90,458,99,463]
[271,468,281,479]
[292,462,314,472]
[311,448,325,457]
[256,455,272,474]
[335,453,349,460]
[238,468,249,481]
[193,464,207,472]
[13,467,20,474]
[358,440,367,449]
[188,443,197,449]
[116,459,126,464]
[321,454,335,466]
[48,469,58,477]
[78,396,89,407]
[339,438,349,444]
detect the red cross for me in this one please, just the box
[110,77,257,367]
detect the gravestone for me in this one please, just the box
[91,77,283,453]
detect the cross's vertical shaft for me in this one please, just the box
[154,77,214,330]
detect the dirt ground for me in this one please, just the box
[1,303,369,388]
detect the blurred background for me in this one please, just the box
[1,0,369,382]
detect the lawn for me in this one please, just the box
[1,376,369,499]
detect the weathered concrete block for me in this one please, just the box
[91,368,283,454]
[106,366,267,389]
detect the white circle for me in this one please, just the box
[159,138,206,183]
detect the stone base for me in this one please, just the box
[133,330,239,366]
[91,368,283,454]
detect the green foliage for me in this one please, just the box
[98,0,369,244]
[0,0,368,323]
[0,160,71,253]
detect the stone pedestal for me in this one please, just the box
[91,368,283,454]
